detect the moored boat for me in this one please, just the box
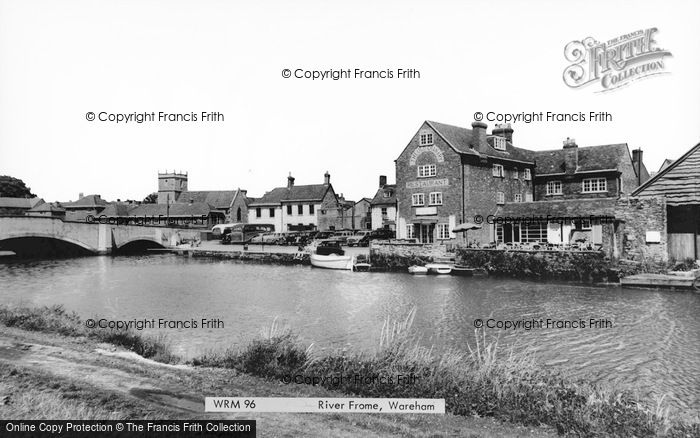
[408,265,428,275]
[451,265,474,276]
[310,253,355,270]
[424,263,452,275]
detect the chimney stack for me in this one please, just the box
[379,175,387,188]
[324,171,330,185]
[563,137,578,149]
[632,148,644,185]
[471,121,487,148]
[492,123,514,143]
[78,192,84,199]
[287,173,295,189]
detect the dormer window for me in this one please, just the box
[493,136,506,151]
[419,131,434,146]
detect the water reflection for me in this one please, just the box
[0,254,698,411]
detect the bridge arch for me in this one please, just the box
[113,237,166,254]
[0,233,97,258]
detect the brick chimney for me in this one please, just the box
[492,123,514,143]
[324,171,330,185]
[379,175,387,188]
[78,192,84,199]
[471,122,487,148]
[287,173,295,189]
[562,137,578,174]
[632,148,644,185]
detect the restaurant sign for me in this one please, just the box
[406,178,449,189]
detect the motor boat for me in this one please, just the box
[451,265,474,276]
[310,252,355,270]
[408,265,428,275]
[424,263,452,275]
[309,240,354,270]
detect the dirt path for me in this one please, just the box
[0,327,557,437]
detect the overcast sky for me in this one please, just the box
[1,0,698,203]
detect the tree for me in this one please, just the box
[0,175,36,198]
[143,192,158,204]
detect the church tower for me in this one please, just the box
[157,171,188,204]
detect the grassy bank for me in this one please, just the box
[195,314,699,437]
[1,304,698,436]
[0,304,176,363]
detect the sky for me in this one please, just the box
[0,0,698,203]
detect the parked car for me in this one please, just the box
[313,231,334,242]
[250,232,286,245]
[314,240,344,256]
[347,230,371,247]
[329,230,354,245]
[369,228,395,240]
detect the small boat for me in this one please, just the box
[451,265,474,276]
[353,262,372,272]
[310,253,355,270]
[425,263,452,275]
[408,265,428,275]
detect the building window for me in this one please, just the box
[419,131,434,146]
[286,205,293,215]
[493,136,506,151]
[411,193,425,206]
[512,169,518,179]
[429,192,443,205]
[298,204,303,215]
[514,194,522,202]
[524,168,532,180]
[256,207,261,218]
[437,223,450,240]
[497,192,505,204]
[406,224,415,239]
[546,180,563,195]
[381,207,388,216]
[492,164,504,177]
[269,208,275,217]
[309,204,315,214]
[573,219,592,230]
[383,190,392,198]
[417,164,437,178]
[582,178,607,193]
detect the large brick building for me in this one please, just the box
[395,120,650,247]
[396,120,535,244]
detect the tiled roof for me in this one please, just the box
[29,202,66,213]
[0,197,44,209]
[370,184,396,206]
[62,194,107,208]
[426,121,536,163]
[534,144,629,175]
[175,191,236,209]
[632,142,700,204]
[100,203,138,217]
[249,184,331,206]
[499,198,618,219]
[127,202,214,217]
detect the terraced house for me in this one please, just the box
[395,120,650,250]
[247,172,346,232]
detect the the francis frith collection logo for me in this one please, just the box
[563,28,672,92]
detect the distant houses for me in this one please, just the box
[370,175,397,231]
[0,197,44,215]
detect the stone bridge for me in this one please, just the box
[0,216,203,257]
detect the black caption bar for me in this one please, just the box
[1,420,255,437]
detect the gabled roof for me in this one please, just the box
[370,184,396,206]
[0,197,44,209]
[425,121,535,164]
[100,203,138,217]
[175,191,236,209]
[62,194,107,208]
[632,142,700,205]
[658,159,674,172]
[500,198,618,219]
[249,184,331,206]
[534,144,630,175]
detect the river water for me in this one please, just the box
[1,254,698,412]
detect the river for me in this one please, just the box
[1,254,698,412]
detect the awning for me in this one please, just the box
[412,218,438,224]
[453,222,483,232]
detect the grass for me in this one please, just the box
[0,304,178,364]
[194,309,700,437]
